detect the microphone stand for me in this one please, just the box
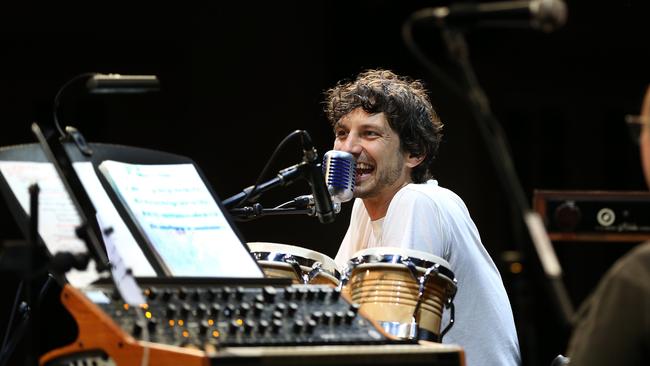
[229,204,314,220]
[439,27,574,352]
[223,161,312,209]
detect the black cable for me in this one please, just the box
[52,72,97,138]
[234,129,306,208]
[0,280,24,353]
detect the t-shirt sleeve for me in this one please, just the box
[381,188,449,259]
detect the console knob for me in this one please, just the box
[238,303,250,316]
[275,303,287,314]
[345,310,356,324]
[306,288,318,301]
[318,288,329,300]
[224,304,236,317]
[222,287,233,300]
[258,319,269,334]
[165,304,177,318]
[334,311,344,325]
[207,289,219,301]
[293,320,304,334]
[331,288,341,301]
[253,303,264,316]
[210,304,221,318]
[323,311,333,324]
[145,287,158,300]
[244,320,255,334]
[271,319,282,334]
[263,286,277,302]
[147,318,158,333]
[180,303,191,318]
[228,320,240,335]
[284,287,296,300]
[306,319,317,333]
[191,289,203,302]
[161,290,173,302]
[235,286,246,301]
[296,288,308,300]
[196,303,208,317]
[288,303,299,316]
[199,320,210,335]
[132,322,143,337]
[178,287,189,300]
[310,311,323,322]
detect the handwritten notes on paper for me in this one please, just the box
[99,161,263,278]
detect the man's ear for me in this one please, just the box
[406,153,424,168]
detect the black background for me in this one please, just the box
[1,1,649,365]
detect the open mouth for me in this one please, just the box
[356,162,374,181]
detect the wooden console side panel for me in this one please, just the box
[39,285,208,366]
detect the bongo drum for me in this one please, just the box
[248,242,340,286]
[342,247,457,342]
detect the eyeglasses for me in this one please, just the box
[625,114,650,144]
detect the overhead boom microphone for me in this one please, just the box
[418,0,568,32]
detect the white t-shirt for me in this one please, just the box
[336,180,520,366]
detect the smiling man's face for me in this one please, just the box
[333,108,414,201]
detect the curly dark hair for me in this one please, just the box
[324,69,444,183]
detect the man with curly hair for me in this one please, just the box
[325,69,520,366]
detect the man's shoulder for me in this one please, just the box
[398,180,464,205]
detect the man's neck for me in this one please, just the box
[362,181,411,220]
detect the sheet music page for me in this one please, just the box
[0,161,155,288]
[0,161,100,287]
[73,162,156,277]
[98,160,263,278]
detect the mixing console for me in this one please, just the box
[40,281,464,366]
[86,281,407,348]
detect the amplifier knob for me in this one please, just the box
[597,207,616,227]
[554,201,582,231]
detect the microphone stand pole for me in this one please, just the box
[440,27,574,329]
[229,204,314,220]
[223,161,312,209]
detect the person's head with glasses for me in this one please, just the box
[626,86,650,187]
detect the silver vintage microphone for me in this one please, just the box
[322,150,356,204]
[292,150,356,217]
